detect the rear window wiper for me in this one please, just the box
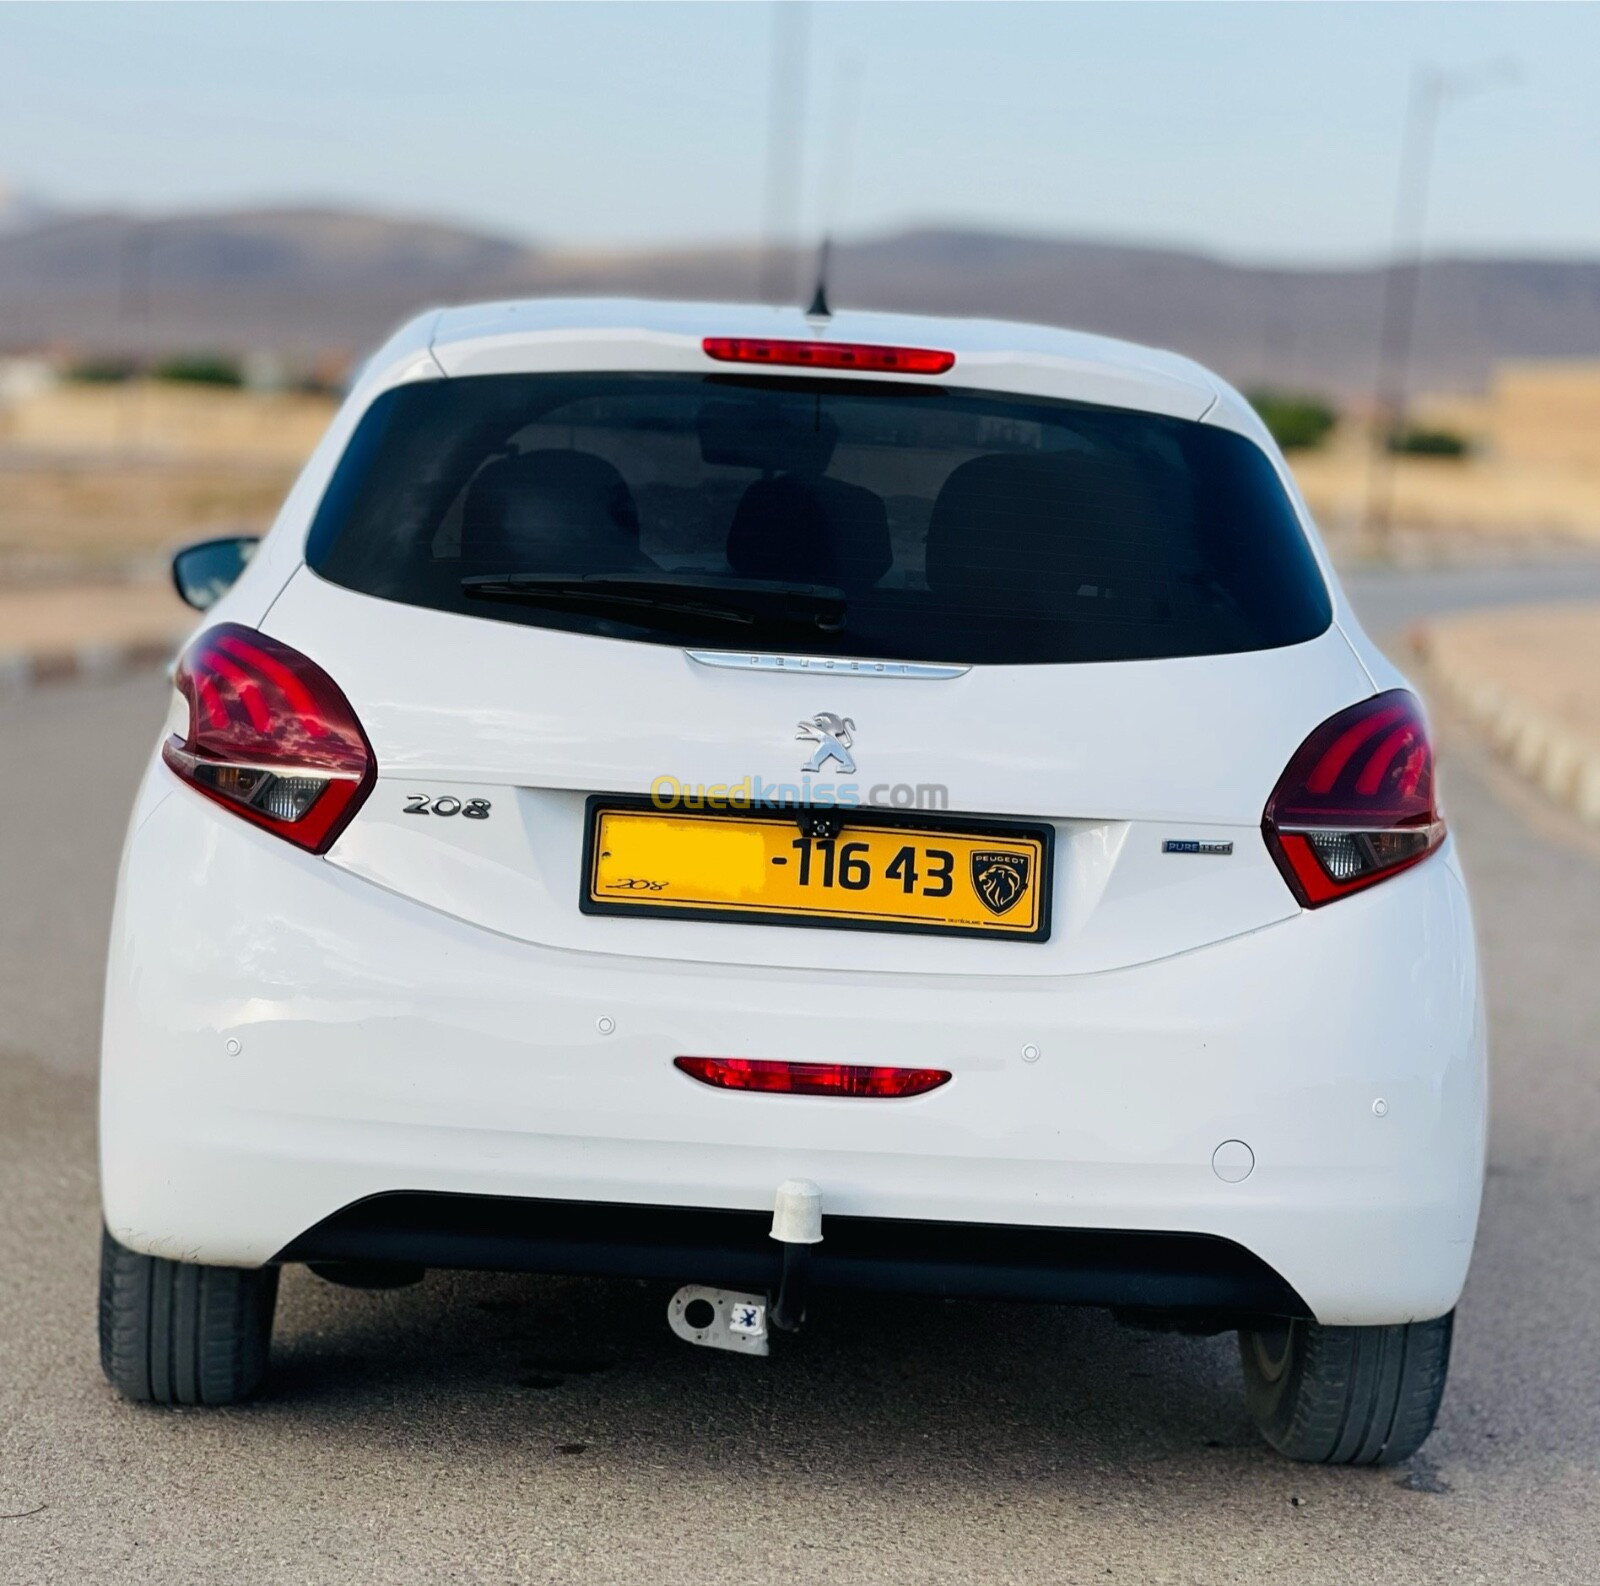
[460,572,847,631]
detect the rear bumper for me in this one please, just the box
[281,1192,1310,1321]
[101,782,1486,1327]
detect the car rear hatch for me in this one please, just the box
[259,357,1370,978]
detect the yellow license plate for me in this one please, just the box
[583,803,1051,940]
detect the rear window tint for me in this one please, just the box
[306,373,1331,665]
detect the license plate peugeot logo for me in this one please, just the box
[970,850,1032,915]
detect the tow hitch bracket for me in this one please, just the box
[667,1284,770,1356]
[668,1179,825,1355]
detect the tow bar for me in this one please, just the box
[666,1179,823,1357]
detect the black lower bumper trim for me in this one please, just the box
[275,1192,1310,1320]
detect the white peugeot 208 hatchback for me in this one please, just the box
[99,299,1484,1464]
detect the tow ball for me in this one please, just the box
[667,1179,823,1358]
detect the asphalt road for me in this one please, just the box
[4,569,1600,1584]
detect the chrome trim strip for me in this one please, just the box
[686,649,970,680]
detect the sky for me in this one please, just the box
[1,2,1597,264]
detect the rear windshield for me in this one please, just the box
[306,373,1331,666]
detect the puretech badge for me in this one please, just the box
[970,850,1032,916]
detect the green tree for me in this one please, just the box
[67,356,139,384]
[1386,425,1471,458]
[1246,390,1339,451]
[154,354,244,388]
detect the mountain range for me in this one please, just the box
[3,205,1600,396]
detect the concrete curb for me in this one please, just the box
[0,636,178,695]
[1414,624,1600,827]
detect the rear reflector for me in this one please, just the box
[1263,689,1445,906]
[702,337,955,376]
[163,623,374,853]
[674,1056,952,1098]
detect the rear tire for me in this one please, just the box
[1239,1311,1453,1465]
[98,1226,279,1405]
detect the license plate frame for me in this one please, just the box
[580,795,1054,942]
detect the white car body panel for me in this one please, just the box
[101,783,1483,1325]
[429,299,1220,421]
[100,298,1486,1329]
[260,567,1377,978]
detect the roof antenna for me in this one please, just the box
[805,58,858,323]
[806,235,832,320]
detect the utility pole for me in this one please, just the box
[116,220,152,454]
[1365,59,1516,550]
[759,1,810,305]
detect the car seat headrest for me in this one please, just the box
[462,449,641,570]
[726,476,892,589]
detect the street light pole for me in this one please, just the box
[759,1,811,306]
[116,219,153,454]
[1365,59,1516,551]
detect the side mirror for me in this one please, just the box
[171,536,260,612]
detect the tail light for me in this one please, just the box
[1263,689,1445,907]
[675,1056,951,1098]
[702,337,955,375]
[162,623,374,853]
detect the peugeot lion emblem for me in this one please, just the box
[796,712,856,774]
[970,851,1031,916]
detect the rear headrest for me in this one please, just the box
[924,450,1163,603]
[461,450,641,571]
[726,476,892,590]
